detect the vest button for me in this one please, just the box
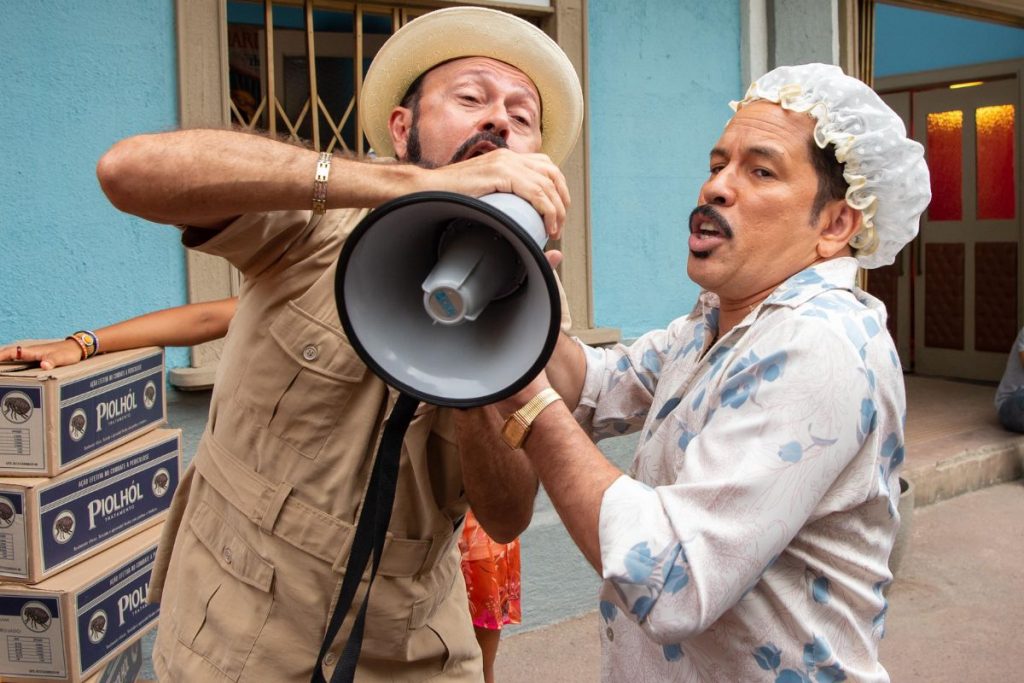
[303,344,319,361]
[222,546,233,564]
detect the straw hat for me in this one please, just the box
[359,6,584,166]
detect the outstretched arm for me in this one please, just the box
[0,297,238,370]
[453,332,590,543]
[96,129,569,236]
[486,370,621,570]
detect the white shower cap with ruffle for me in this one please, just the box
[732,63,931,269]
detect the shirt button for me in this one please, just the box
[324,653,336,666]
[606,626,614,641]
[303,344,319,361]
[222,546,233,564]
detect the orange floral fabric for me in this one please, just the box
[458,510,522,630]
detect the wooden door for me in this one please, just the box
[912,78,1019,380]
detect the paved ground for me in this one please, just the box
[495,482,1024,682]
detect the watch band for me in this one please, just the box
[501,387,562,449]
[514,387,562,425]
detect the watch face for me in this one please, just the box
[501,419,528,449]
[77,333,96,351]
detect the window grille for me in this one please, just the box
[226,1,433,154]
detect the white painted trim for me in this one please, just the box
[830,0,841,66]
[742,0,769,85]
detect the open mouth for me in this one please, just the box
[688,206,733,254]
[691,217,724,239]
[450,133,508,165]
[465,141,497,160]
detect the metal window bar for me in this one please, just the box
[228,1,422,154]
[227,2,546,154]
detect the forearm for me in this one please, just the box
[516,400,621,572]
[454,407,538,543]
[545,333,587,411]
[94,298,236,351]
[96,129,422,228]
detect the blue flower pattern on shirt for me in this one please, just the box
[720,350,788,410]
[620,541,690,620]
[752,635,848,682]
[871,580,889,638]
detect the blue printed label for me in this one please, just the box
[58,352,165,467]
[38,435,179,572]
[0,595,60,619]
[75,546,159,675]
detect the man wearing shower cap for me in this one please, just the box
[464,63,931,680]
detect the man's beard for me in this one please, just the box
[405,120,508,168]
[688,204,734,259]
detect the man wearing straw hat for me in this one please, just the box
[468,64,931,681]
[96,7,582,681]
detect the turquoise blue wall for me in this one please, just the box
[0,1,744,363]
[0,2,186,368]
[588,1,741,339]
[875,4,1024,78]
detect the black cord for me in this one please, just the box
[311,392,419,683]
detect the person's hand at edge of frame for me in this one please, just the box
[0,339,85,371]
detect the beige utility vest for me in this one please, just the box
[150,209,482,682]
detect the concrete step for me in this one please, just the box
[902,375,1024,507]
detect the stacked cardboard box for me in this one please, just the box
[0,349,180,682]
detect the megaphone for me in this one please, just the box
[334,191,561,408]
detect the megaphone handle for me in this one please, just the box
[310,392,420,683]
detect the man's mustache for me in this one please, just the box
[450,132,509,164]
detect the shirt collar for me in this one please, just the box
[762,257,859,308]
[692,256,860,329]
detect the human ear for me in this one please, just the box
[816,200,862,259]
[388,107,413,160]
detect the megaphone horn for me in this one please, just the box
[334,191,561,408]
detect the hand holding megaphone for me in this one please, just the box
[422,147,570,239]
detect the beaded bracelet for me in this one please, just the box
[67,330,99,359]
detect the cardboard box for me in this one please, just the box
[0,524,162,682]
[0,348,166,476]
[81,639,143,683]
[0,430,181,583]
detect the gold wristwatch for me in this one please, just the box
[500,387,562,449]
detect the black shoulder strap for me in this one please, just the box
[311,392,419,683]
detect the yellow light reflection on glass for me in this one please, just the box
[927,110,963,221]
[976,104,1015,220]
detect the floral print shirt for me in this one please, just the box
[574,258,904,683]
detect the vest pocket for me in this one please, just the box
[239,301,367,459]
[172,500,275,682]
